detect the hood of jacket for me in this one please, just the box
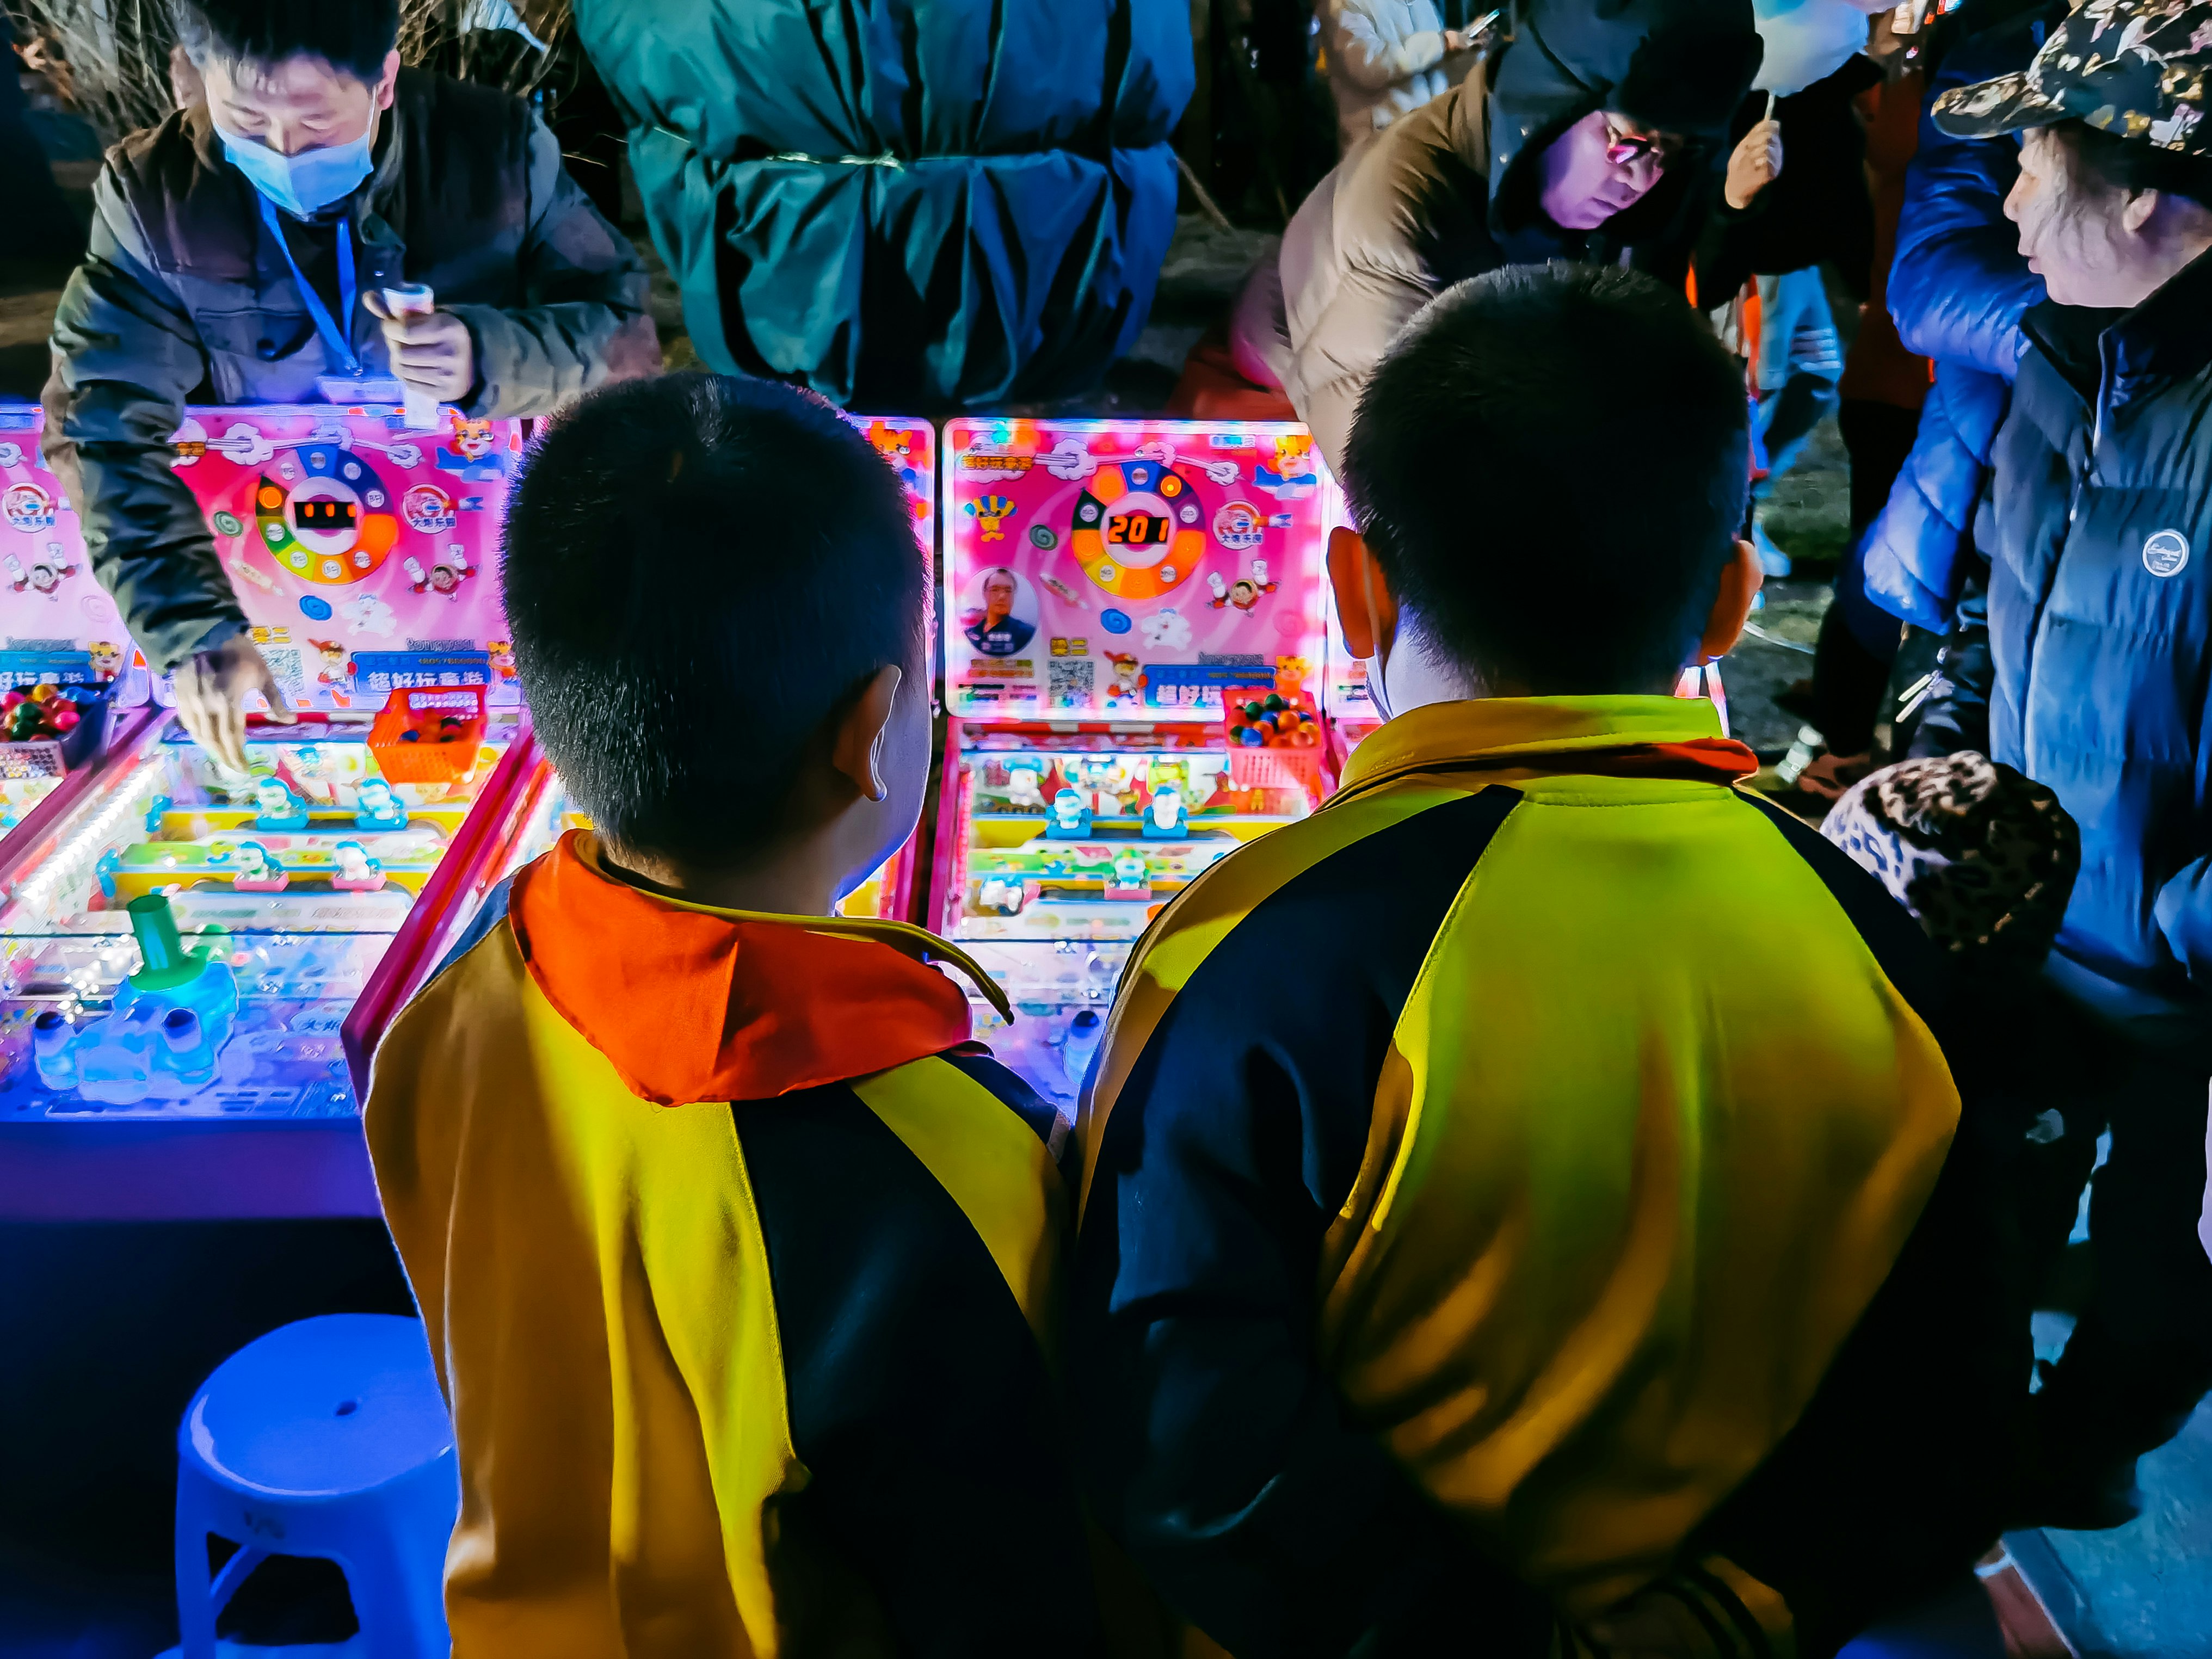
[509,830,1012,1106]
[1487,0,1763,246]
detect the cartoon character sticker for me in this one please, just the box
[965,495,1018,542]
[1212,500,1266,552]
[1207,559,1279,613]
[403,547,476,600]
[435,415,508,481]
[3,481,56,535]
[1104,652,1146,705]
[1253,433,1318,498]
[7,545,78,596]
[402,483,457,534]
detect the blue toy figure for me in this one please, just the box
[38,893,241,1103]
[1001,757,1048,813]
[230,841,288,892]
[1106,849,1153,901]
[1141,785,1189,840]
[252,774,311,831]
[1044,788,1093,840]
[330,840,386,892]
[144,793,173,835]
[353,775,409,831]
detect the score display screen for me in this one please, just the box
[1105,510,1170,547]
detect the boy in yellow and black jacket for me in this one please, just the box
[367,375,1103,1656]
[1071,267,2028,1658]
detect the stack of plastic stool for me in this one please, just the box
[164,1313,457,1658]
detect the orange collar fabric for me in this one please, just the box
[509,831,984,1106]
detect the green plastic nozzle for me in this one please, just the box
[127,893,200,991]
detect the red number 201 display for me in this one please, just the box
[1105,511,1170,547]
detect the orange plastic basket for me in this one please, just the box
[1219,685,1324,799]
[367,686,488,784]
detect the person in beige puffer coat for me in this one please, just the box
[1232,0,1769,471]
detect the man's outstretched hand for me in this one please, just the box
[174,633,293,774]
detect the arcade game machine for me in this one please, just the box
[462,412,942,933]
[835,415,936,923]
[931,418,1334,1110]
[0,404,550,1221]
[0,406,162,844]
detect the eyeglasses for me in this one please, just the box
[1604,124,1677,168]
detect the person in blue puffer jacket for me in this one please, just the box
[1915,0,2212,1531]
[1859,1,2056,667]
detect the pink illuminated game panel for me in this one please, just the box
[932,418,1336,1108]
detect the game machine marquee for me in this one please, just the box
[0,405,551,1220]
[934,419,1333,1108]
[462,415,940,933]
[0,405,160,848]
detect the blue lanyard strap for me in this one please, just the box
[258,192,359,378]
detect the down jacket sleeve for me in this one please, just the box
[1886,7,2052,375]
[448,111,657,418]
[42,169,245,674]
[1861,361,2010,628]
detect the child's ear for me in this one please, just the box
[1696,539,1764,665]
[1328,526,1397,660]
[831,665,903,805]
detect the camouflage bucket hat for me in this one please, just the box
[1933,0,2212,154]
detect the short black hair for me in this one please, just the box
[172,0,400,84]
[503,373,926,868]
[2049,119,2212,212]
[1342,263,1749,694]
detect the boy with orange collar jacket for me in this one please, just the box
[1070,267,2028,1658]
[366,374,1109,1655]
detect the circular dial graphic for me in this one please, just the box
[1070,460,1206,601]
[250,443,400,585]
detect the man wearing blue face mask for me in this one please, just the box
[41,0,656,772]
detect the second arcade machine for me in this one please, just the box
[932,418,1335,1109]
[435,414,944,951]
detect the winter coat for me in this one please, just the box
[1944,254,2212,1037]
[1862,3,2057,630]
[573,0,1189,411]
[1324,0,1459,155]
[1280,0,1763,468]
[41,69,656,673]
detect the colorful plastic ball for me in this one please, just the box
[28,684,54,704]
[1,692,22,710]
[51,709,79,732]
[1263,693,1285,713]
[1237,726,1264,747]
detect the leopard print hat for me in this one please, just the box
[1821,753,2081,963]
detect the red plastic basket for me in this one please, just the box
[367,686,488,784]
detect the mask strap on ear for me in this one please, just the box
[1358,550,1395,722]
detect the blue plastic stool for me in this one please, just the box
[169,1314,457,1658]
